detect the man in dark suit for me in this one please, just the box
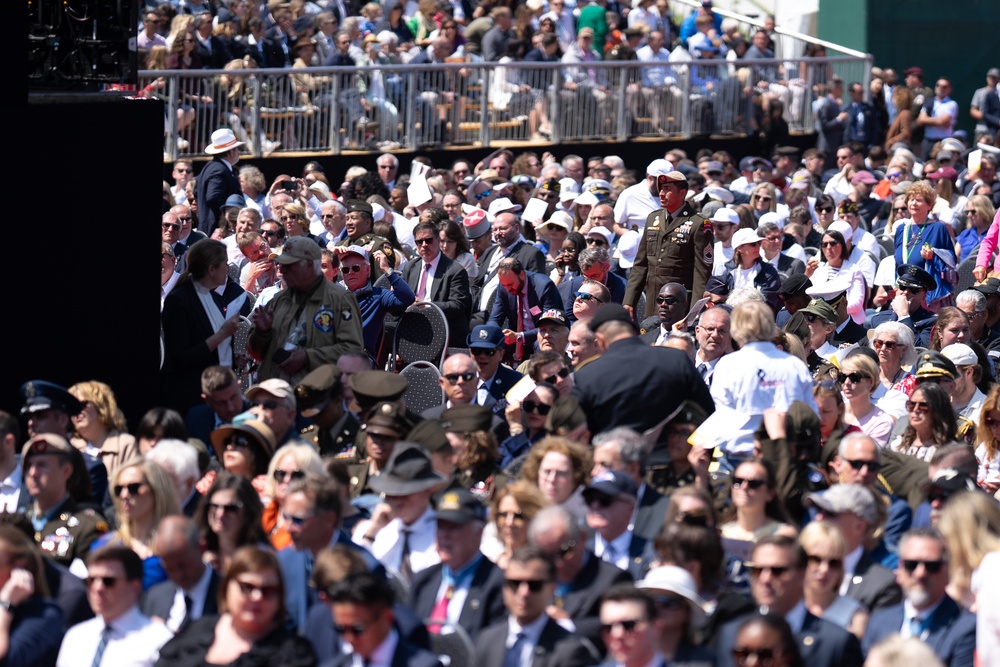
[409,489,506,639]
[193,13,232,69]
[474,547,594,667]
[488,257,562,362]
[863,529,976,667]
[467,324,523,412]
[564,246,628,321]
[591,428,669,543]
[714,535,864,667]
[573,305,714,460]
[184,366,248,448]
[472,212,547,324]
[328,572,444,667]
[638,283,689,346]
[421,355,509,443]
[806,484,901,612]
[141,516,220,632]
[528,505,633,647]
[195,128,244,235]
[402,222,472,344]
[583,471,654,579]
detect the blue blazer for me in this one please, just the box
[715,610,863,667]
[194,158,242,235]
[484,364,523,404]
[562,272,628,322]
[488,271,562,351]
[322,637,443,667]
[863,596,976,667]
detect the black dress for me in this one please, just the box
[155,616,317,667]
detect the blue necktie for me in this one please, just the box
[503,632,526,667]
[91,625,112,667]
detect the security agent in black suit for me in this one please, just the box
[527,505,633,649]
[591,428,669,544]
[572,305,714,461]
[141,516,220,632]
[194,128,244,236]
[325,571,444,667]
[401,221,473,344]
[408,489,506,639]
[713,535,863,667]
[474,547,594,667]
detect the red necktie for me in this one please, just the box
[417,263,431,300]
[427,584,454,633]
[515,293,525,360]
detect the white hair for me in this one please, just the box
[726,287,766,307]
[145,439,200,485]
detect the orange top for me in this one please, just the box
[262,500,292,550]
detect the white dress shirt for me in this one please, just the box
[363,507,440,576]
[839,545,864,596]
[0,467,22,513]
[57,606,174,667]
[165,563,214,632]
[594,530,632,571]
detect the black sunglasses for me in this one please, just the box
[872,339,900,351]
[574,291,604,303]
[504,578,547,592]
[114,482,146,497]
[85,576,119,588]
[444,371,477,383]
[586,492,618,508]
[732,477,767,490]
[414,237,436,245]
[522,400,551,415]
[836,372,868,384]
[342,264,365,273]
[208,502,243,515]
[334,622,370,635]
[899,285,924,295]
[845,458,880,472]
[471,348,498,357]
[273,469,306,483]
[806,554,843,569]
[902,559,945,574]
[600,619,645,634]
[821,241,840,248]
[544,367,570,384]
[236,581,280,598]
[656,296,680,305]
[586,238,607,246]
[816,206,833,213]
[747,565,791,578]
[252,399,281,410]
[226,435,252,449]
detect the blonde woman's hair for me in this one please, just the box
[867,635,943,667]
[937,491,1000,596]
[70,381,127,431]
[264,443,327,497]
[840,354,880,397]
[111,458,180,548]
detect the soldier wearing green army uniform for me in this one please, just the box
[22,434,108,569]
[295,364,361,459]
[334,200,397,281]
[348,402,403,499]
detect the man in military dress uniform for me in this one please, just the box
[249,236,365,385]
[295,364,361,459]
[22,434,107,571]
[870,264,939,348]
[624,171,713,319]
[334,200,397,281]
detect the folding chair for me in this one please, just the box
[399,361,445,414]
[390,302,450,369]
[956,248,982,293]
[232,316,257,393]
[423,619,475,667]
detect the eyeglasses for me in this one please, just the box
[444,371,477,384]
[845,458,881,472]
[162,223,181,231]
[504,578,547,592]
[471,348,498,357]
[899,285,924,295]
[600,619,646,634]
[321,213,338,219]
[806,554,843,568]
[966,210,978,216]
[281,511,315,527]
[816,206,833,213]
[734,648,782,666]
[236,580,280,598]
[905,400,930,413]
[803,313,821,323]
[208,502,243,515]
[279,215,297,222]
[837,371,868,384]
[334,622,370,635]
[114,482,146,497]
[174,167,192,173]
[85,576,120,588]
[497,510,525,523]
[902,559,945,574]
[414,237,436,245]
[586,238,607,246]
[544,367,570,384]
[252,399,280,410]
[273,469,305,483]
[225,435,252,449]
[732,477,767,490]
[522,400,552,415]
[821,241,840,248]
[656,296,679,305]
[872,339,900,351]
[545,224,565,232]
[550,539,576,558]
[887,172,903,179]
[474,189,492,201]
[927,490,954,504]
[574,291,605,303]
[342,264,365,273]
[893,208,908,214]
[756,196,772,202]
[262,230,280,237]
[746,565,791,578]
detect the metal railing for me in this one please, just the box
[142,54,872,160]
